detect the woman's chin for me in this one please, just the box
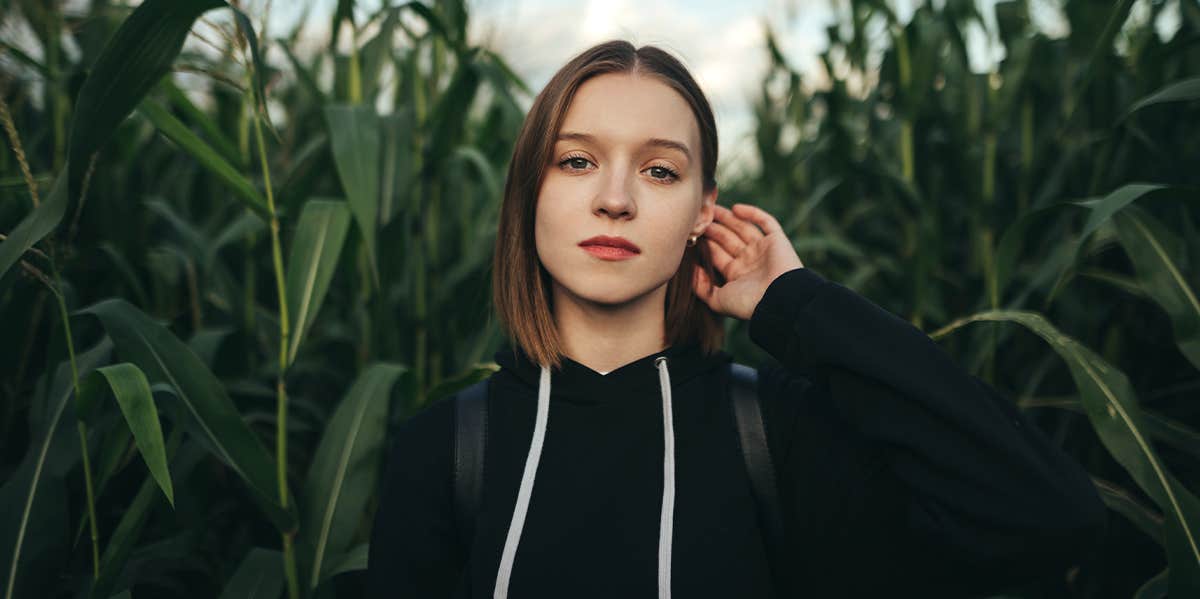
[556,277,670,309]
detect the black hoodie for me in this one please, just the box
[366,267,1109,598]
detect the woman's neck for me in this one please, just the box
[553,280,669,374]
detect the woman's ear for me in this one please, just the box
[693,187,718,237]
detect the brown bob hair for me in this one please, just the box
[491,39,725,371]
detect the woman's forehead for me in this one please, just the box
[558,73,700,154]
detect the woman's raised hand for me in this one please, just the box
[692,203,805,321]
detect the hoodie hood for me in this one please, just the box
[490,340,732,599]
[493,340,732,405]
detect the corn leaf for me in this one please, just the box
[67,0,225,199]
[1123,77,1200,121]
[298,363,405,589]
[322,543,369,582]
[935,310,1200,596]
[1134,568,1169,599]
[78,363,174,507]
[218,547,284,599]
[423,56,480,177]
[285,199,352,365]
[161,80,241,167]
[324,104,382,288]
[75,299,295,533]
[1,339,111,599]
[229,6,268,116]
[1093,476,1165,546]
[71,421,133,548]
[91,429,189,599]
[137,100,270,220]
[1111,205,1200,370]
[0,167,67,285]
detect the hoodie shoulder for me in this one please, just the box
[378,395,458,510]
[368,394,464,597]
[382,377,499,477]
[393,393,456,451]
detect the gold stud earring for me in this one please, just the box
[687,235,698,247]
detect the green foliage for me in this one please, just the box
[296,363,406,592]
[284,200,352,367]
[323,106,381,287]
[3,0,518,596]
[66,0,225,200]
[218,547,283,599]
[137,99,268,218]
[78,297,294,532]
[936,310,1200,595]
[722,0,1200,595]
[77,363,174,507]
[0,168,67,281]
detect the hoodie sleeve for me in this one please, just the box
[366,398,465,598]
[747,267,1109,598]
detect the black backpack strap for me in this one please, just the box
[729,362,787,590]
[453,379,488,553]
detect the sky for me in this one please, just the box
[264,0,1017,178]
[6,1,1176,176]
[462,0,843,177]
[16,0,1165,177]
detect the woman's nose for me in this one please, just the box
[593,166,636,219]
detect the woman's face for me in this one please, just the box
[535,72,716,309]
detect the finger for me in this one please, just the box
[692,264,712,300]
[706,236,735,277]
[731,203,784,236]
[693,264,720,312]
[714,204,763,244]
[703,221,746,258]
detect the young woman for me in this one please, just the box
[366,40,1108,598]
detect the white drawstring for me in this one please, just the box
[493,365,551,598]
[492,356,677,598]
[655,355,676,599]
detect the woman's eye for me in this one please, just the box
[557,157,677,182]
[560,157,592,171]
[647,165,679,182]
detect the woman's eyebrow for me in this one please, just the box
[557,131,691,161]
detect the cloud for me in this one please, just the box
[467,0,813,174]
[264,0,842,174]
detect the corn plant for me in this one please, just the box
[1,0,521,597]
[719,0,1200,596]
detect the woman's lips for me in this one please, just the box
[581,245,639,260]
